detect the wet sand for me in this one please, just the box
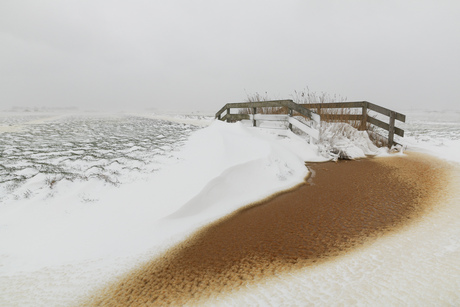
[86,152,449,306]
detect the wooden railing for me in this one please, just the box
[215,99,319,122]
[215,100,405,147]
[215,100,321,142]
[303,101,405,147]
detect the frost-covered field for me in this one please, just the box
[0,109,459,306]
[402,109,460,161]
[0,113,200,203]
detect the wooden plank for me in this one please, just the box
[217,101,405,141]
[388,112,396,147]
[320,114,363,121]
[215,104,228,119]
[367,102,405,122]
[367,116,389,131]
[220,100,405,122]
[360,104,368,131]
[367,116,404,137]
[225,114,250,121]
[251,114,289,121]
[287,101,316,121]
[223,100,317,122]
[310,112,321,123]
[226,100,293,109]
[303,101,406,123]
[288,117,320,140]
[301,101,366,109]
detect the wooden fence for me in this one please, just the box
[215,100,405,148]
[303,101,405,147]
[215,100,321,142]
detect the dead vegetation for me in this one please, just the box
[239,88,387,147]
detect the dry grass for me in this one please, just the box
[367,129,390,148]
[238,88,387,147]
[291,87,363,129]
[291,87,347,105]
[239,92,289,115]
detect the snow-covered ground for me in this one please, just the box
[0,109,459,305]
[401,109,460,162]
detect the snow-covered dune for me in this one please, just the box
[0,118,329,305]
[0,111,459,306]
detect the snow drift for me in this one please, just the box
[0,120,330,275]
[2,111,457,306]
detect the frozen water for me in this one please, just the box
[403,109,460,141]
[0,113,198,202]
[400,109,460,163]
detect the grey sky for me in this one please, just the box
[1,0,459,113]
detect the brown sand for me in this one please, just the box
[86,153,449,306]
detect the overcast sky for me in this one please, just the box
[1,0,459,113]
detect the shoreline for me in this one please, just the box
[85,152,457,306]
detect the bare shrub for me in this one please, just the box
[291,87,381,143]
[239,92,289,115]
[291,87,347,105]
[241,88,383,147]
[45,176,58,189]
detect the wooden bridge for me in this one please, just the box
[215,100,405,148]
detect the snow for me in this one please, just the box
[318,122,386,160]
[400,109,460,163]
[0,110,459,305]
[0,120,328,271]
[0,115,331,305]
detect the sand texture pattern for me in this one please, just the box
[86,153,449,306]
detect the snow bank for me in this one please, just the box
[404,138,460,163]
[0,120,329,304]
[2,110,458,305]
[318,122,385,160]
[0,119,387,274]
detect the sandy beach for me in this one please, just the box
[84,152,458,306]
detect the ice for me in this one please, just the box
[0,113,199,202]
[400,109,460,163]
[0,115,331,305]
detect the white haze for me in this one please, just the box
[1,0,459,113]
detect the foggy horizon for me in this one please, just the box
[1,0,459,113]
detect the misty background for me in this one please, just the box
[1,0,459,113]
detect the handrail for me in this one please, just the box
[301,101,405,147]
[216,100,405,148]
[215,99,318,122]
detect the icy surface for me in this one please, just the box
[0,113,198,202]
[0,113,328,305]
[401,109,460,163]
[0,109,459,305]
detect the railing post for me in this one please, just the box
[360,102,368,131]
[226,108,230,123]
[388,111,395,148]
[253,107,257,127]
[288,108,293,131]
